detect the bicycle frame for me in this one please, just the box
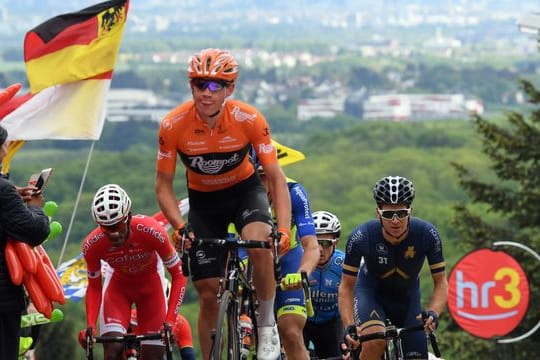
[192,237,271,360]
[85,325,173,360]
[354,319,441,360]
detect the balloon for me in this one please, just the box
[11,240,38,274]
[47,221,63,240]
[4,241,23,285]
[43,201,58,218]
[23,274,53,319]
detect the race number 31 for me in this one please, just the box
[448,248,530,339]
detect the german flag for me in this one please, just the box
[0,0,129,141]
[24,0,129,94]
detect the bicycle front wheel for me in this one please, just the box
[211,290,240,360]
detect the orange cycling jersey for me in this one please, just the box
[157,99,278,192]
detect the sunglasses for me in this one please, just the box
[378,208,411,220]
[191,79,227,92]
[317,239,336,248]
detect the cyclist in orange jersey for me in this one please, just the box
[156,48,291,360]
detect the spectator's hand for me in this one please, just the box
[78,327,95,350]
[418,310,439,331]
[27,192,45,208]
[173,224,193,254]
[280,272,302,290]
[277,227,290,256]
[15,185,36,201]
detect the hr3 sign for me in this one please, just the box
[448,248,530,339]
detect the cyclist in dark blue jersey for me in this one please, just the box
[303,210,345,359]
[339,176,448,360]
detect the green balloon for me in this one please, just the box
[48,221,63,240]
[43,201,58,218]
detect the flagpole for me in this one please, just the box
[57,140,95,267]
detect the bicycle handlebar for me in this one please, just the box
[278,271,314,317]
[94,332,164,343]
[191,237,271,249]
[353,322,441,358]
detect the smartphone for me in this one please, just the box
[28,168,53,195]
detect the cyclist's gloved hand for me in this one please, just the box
[78,327,95,350]
[280,272,302,290]
[277,227,290,256]
[173,223,192,254]
[343,324,358,347]
[420,310,439,331]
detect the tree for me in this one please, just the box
[449,79,540,359]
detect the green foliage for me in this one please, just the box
[450,78,540,358]
[8,115,518,359]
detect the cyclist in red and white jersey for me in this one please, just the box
[80,184,187,360]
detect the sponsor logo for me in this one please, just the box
[448,249,530,339]
[231,106,257,123]
[292,186,311,219]
[376,243,389,255]
[201,176,237,185]
[161,119,172,131]
[403,246,416,259]
[82,233,105,256]
[187,141,207,146]
[157,150,173,160]
[136,223,166,243]
[219,136,237,143]
[188,153,241,174]
[241,209,259,220]
[258,143,274,154]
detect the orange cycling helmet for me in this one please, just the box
[187,48,239,83]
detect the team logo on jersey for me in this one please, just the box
[258,143,274,154]
[369,309,382,320]
[219,136,237,143]
[376,243,389,255]
[404,246,416,259]
[157,150,173,160]
[231,106,256,123]
[161,119,172,131]
[188,153,241,174]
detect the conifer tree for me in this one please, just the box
[450,79,540,358]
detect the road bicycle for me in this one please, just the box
[190,236,274,360]
[84,324,173,360]
[353,316,441,360]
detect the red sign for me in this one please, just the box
[448,248,529,339]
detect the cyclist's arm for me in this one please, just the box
[262,162,291,233]
[164,252,187,325]
[338,273,356,329]
[291,182,318,275]
[85,270,103,328]
[156,171,185,230]
[428,271,448,317]
[298,234,319,275]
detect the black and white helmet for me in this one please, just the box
[91,184,132,226]
[373,176,415,207]
[313,210,341,238]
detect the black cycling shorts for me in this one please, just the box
[187,173,273,281]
